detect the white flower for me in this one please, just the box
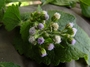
[54,12,61,20]
[28,36,35,44]
[54,35,61,44]
[29,27,36,35]
[52,23,59,31]
[72,28,77,37]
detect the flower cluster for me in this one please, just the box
[28,10,77,57]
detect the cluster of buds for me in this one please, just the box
[28,10,77,57]
[65,23,77,45]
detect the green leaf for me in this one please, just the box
[0,0,5,10]
[13,33,27,54]
[41,0,54,5]
[20,13,30,21]
[20,21,30,41]
[3,4,21,31]
[80,0,90,18]
[0,62,20,67]
[0,9,4,22]
[41,0,79,7]
[74,24,90,65]
[37,5,42,12]
[14,10,90,65]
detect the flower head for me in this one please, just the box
[38,23,44,30]
[29,27,36,35]
[54,12,61,20]
[66,23,74,28]
[71,38,76,45]
[72,28,77,37]
[41,48,47,57]
[42,10,49,20]
[47,43,54,51]
[42,11,47,15]
[54,35,61,44]
[52,23,59,31]
[28,36,35,44]
[38,37,45,45]
[69,23,74,27]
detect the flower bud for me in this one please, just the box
[66,23,74,28]
[54,12,61,20]
[38,37,45,45]
[72,28,77,37]
[28,36,35,44]
[71,38,76,45]
[41,48,47,57]
[42,11,47,15]
[54,35,61,44]
[52,23,59,31]
[69,38,76,45]
[38,23,44,30]
[47,43,54,51]
[29,27,36,35]
[42,10,49,20]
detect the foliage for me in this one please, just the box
[41,0,79,7]
[1,0,90,66]
[0,62,20,67]
[12,9,90,65]
[3,4,21,31]
[80,0,90,18]
[41,0,90,18]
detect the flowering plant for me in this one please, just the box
[28,10,77,57]
[3,5,90,66]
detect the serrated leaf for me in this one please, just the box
[20,21,30,41]
[3,4,21,31]
[74,24,90,65]
[0,62,20,67]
